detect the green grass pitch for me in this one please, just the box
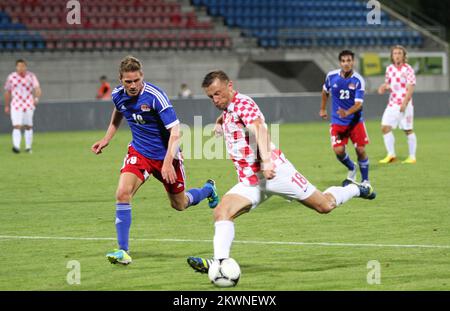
[0,117,449,290]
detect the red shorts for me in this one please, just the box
[120,145,186,194]
[330,122,369,148]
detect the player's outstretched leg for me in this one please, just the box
[185,179,219,209]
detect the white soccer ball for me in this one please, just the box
[208,258,241,287]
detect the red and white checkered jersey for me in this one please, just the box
[222,92,286,186]
[385,64,416,107]
[4,71,40,112]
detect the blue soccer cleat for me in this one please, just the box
[106,249,132,265]
[349,180,376,200]
[205,179,219,209]
[187,256,214,274]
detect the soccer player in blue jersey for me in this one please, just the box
[91,56,219,265]
[320,50,372,186]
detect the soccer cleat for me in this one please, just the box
[106,249,132,265]
[12,147,20,154]
[401,157,416,164]
[205,179,219,209]
[187,256,213,274]
[379,155,396,164]
[25,148,32,154]
[356,182,376,200]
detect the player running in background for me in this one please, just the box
[91,56,219,265]
[320,50,372,186]
[378,45,417,164]
[4,59,41,154]
[187,70,375,274]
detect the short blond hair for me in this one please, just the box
[390,45,408,64]
[119,56,142,79]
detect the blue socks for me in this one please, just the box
[336,153,355,171]
[115,203,132,252]
[358,158,370,182]
[186,185,213,207]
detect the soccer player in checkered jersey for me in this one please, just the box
[91,56,219,265]
[320,50,372,186]
[187,70,376,274]
[3,59,41,153]
[378,45,417,164]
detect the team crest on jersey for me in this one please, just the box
[140,104,151,112]
[348,83,356,90]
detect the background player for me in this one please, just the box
[378,45,417,164]
[91,56,218,265]
[320,50,371,186]
[4,59,41,154]
[187,70,375,274]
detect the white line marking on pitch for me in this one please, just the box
[0,235,449,249]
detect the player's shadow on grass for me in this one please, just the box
[131,251,176,260]
[243,262,352,273]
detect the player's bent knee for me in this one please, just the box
[116,189,133,203]
[170,201,186,211]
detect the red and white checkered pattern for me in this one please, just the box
[385,64,416,107]
[222,92,285,186]
[4,71,40,112]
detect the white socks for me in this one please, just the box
[214,220,234,260]
[324,185,360,206]
[383,132,396,156]
[25,129,33,150]
[12,129,21,150]
[407,133,417,159]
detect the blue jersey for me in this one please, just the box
[323,70,365,126]
[111,82,179,160]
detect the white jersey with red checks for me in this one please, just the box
[4,71,40,112]
[222,92,285,186]
[385,63,416,107]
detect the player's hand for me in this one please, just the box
[319,109,328,120]
[4,106,10,115]
[400,102,407,113]
[337,108,348,118]
[378,84,387,95]
[91,139,109,154]
[213,123,223,137]
[162,160,177,184]
[261,161,276,180]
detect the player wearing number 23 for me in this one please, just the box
[320,50,372,187]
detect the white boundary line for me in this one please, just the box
[0,235,449,249]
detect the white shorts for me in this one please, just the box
[11,109,34,127]
[226,161,317,209]
[381,103,414,130]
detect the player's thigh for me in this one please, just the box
[330,124,349,148]
[10,109,24,127]
[116,172,144,201]
[399,104,414,131]
[23,110,34,127]
[266,162,316,202]
[214,193,254,221]
[381,106,400,129]
[350,122,370,147]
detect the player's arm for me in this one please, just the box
[4,90,11,114]
[337,101,363,118]
[33,86,42,105]
[162,123,181,184]
[247,118,275,180]
[320,89,329,120]
[400,84,415,112]
[378,69,390,95]
[91,108,123,154]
